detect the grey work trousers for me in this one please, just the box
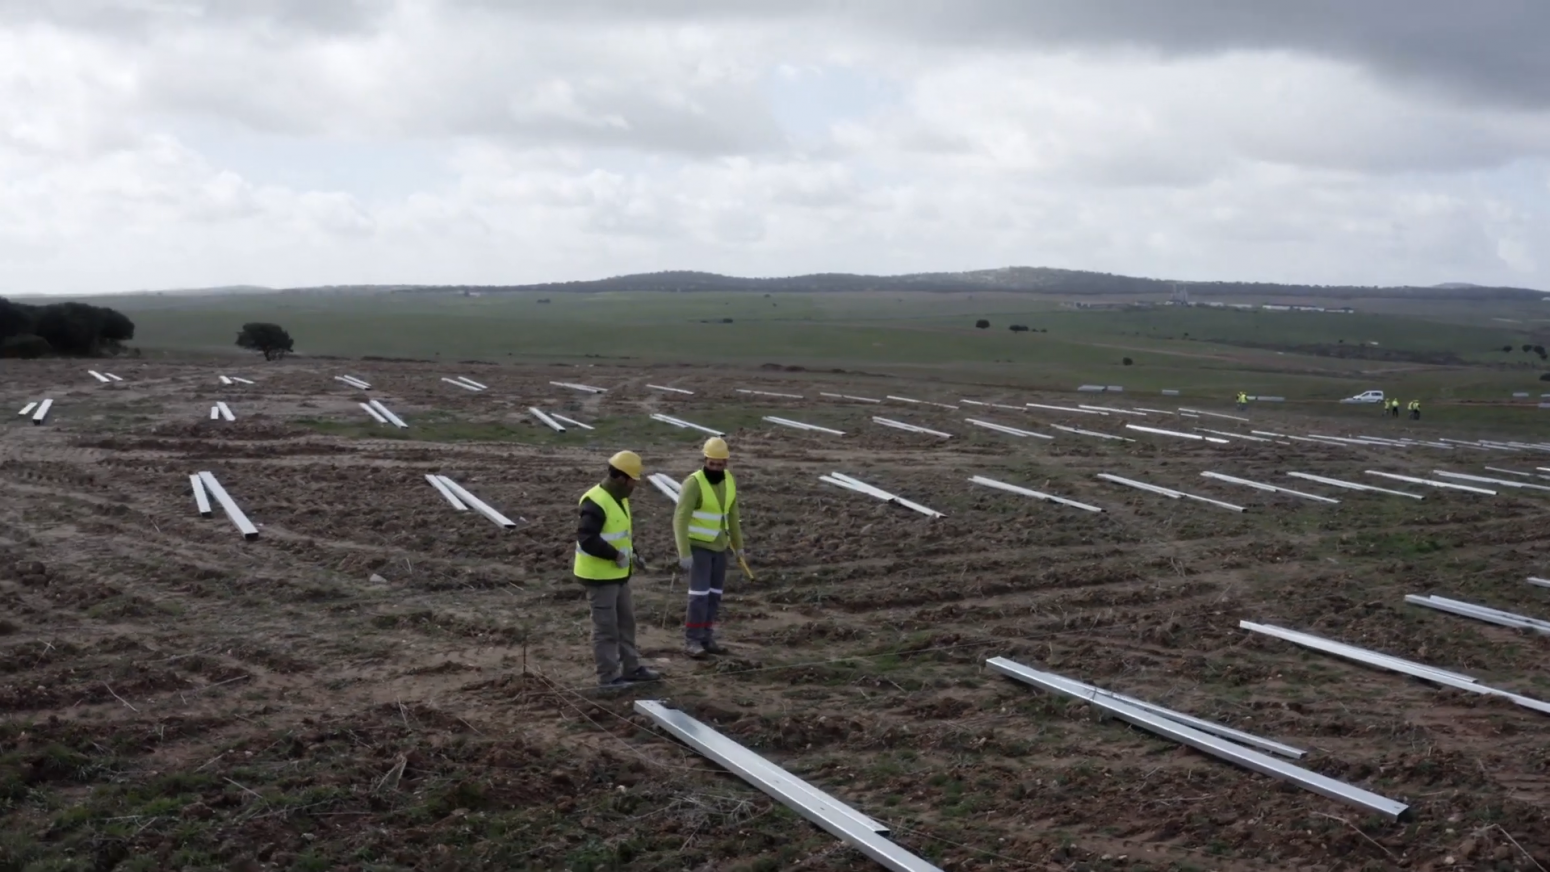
[684,547,727,644]
[585,580,639,682]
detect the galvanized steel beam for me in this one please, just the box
[197,472,258,540]
[426,474,468,511]
[964,418,1052,440]
[872,417,951,439]
[987,658,1408,820]
[190,474,211,518]
[764,416,845,435]
[1364,470,1494,495]
[969,475,1102,513]
[435,476,518,528]
[633,701,941,871]
[1286,471,1423,499]
[1200,471,1339,504]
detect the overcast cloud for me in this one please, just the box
[3,0,1549,294]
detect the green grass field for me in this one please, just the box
[104,290,1550,403]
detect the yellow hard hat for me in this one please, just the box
[608,450,643,480]
[702,436,730,460]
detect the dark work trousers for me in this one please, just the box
[585,580,639,682]
[1410,410,1420,420]
[684,547,727,644]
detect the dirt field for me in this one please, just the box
[3,357,1549,871]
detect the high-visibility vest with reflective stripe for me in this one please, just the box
[686,470,735,544]
[574,485,632,581]
[1409,401,1420,411]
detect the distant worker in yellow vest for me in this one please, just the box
[1236,391,1248,411]
[674,436,746,659]
[1408,400,1421,421]
[1389,398,1401,418]
[574,450,662,690]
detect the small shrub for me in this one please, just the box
[974,319,990,329]
[1122,357,1134,366]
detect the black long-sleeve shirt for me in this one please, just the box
[577,496,631,581]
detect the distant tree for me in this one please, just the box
[0,296,131,356]
[236,323,294,360]
[1541,372,1550,381]
[0,297,31,339]
[1524,344,1534,353]
[974,319,990,329]
[1122,357,1134,366]
[1009,324,1029,332]
[1503,345,1515,352]
[1535,344,1547,356]
[0,335,50,359]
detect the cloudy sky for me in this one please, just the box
[3,1,1549,295]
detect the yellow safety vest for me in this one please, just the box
[574,485,632,581]
[1408,401,1420,411]
[1237,393,1247,403]
[686,470,736,544]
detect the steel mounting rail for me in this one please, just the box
[650,413,724,437]
[969,476,1102,513]
[1286,471,1423,500]
[197,472,258,540]
[763,416,845,435]
[1096,473,1245,512]
[1200,471,1339,504]
[634,701,941,872]
[647,473,682,501]
[1405,595,1550,635]
[821,473,942,518]
[964,418,1053,440]
[434,476,519,528]
[820,392,881,403]
[1240,621,1550,717]
[529,407,566,433]
[872,417,952,438]
[1364,470,1494,495]
[987,658,1408,820]
[1126,424,1228,444]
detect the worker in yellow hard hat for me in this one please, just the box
[574,450,661,690]
[674,436,746,658]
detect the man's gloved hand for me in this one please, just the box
[678,555,694,571]
[614,550,631,569]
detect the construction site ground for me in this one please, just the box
[2,358,1548,872]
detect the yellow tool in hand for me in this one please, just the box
[736,551,755,581]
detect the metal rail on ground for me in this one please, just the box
[633,701,940,871]
[987,658,1408,821]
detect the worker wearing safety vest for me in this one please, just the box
[1408,400,1421,421]
[674,436,746,658]
[574,450,662,690]
[1236,391,1248,411]
[1388,398,1400,418]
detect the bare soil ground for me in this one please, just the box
[3,358,1549,871]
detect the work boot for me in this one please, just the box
[595,676,632,694]
[684,641,707,659]
[702,640,730,656]
[623,666,661,682]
